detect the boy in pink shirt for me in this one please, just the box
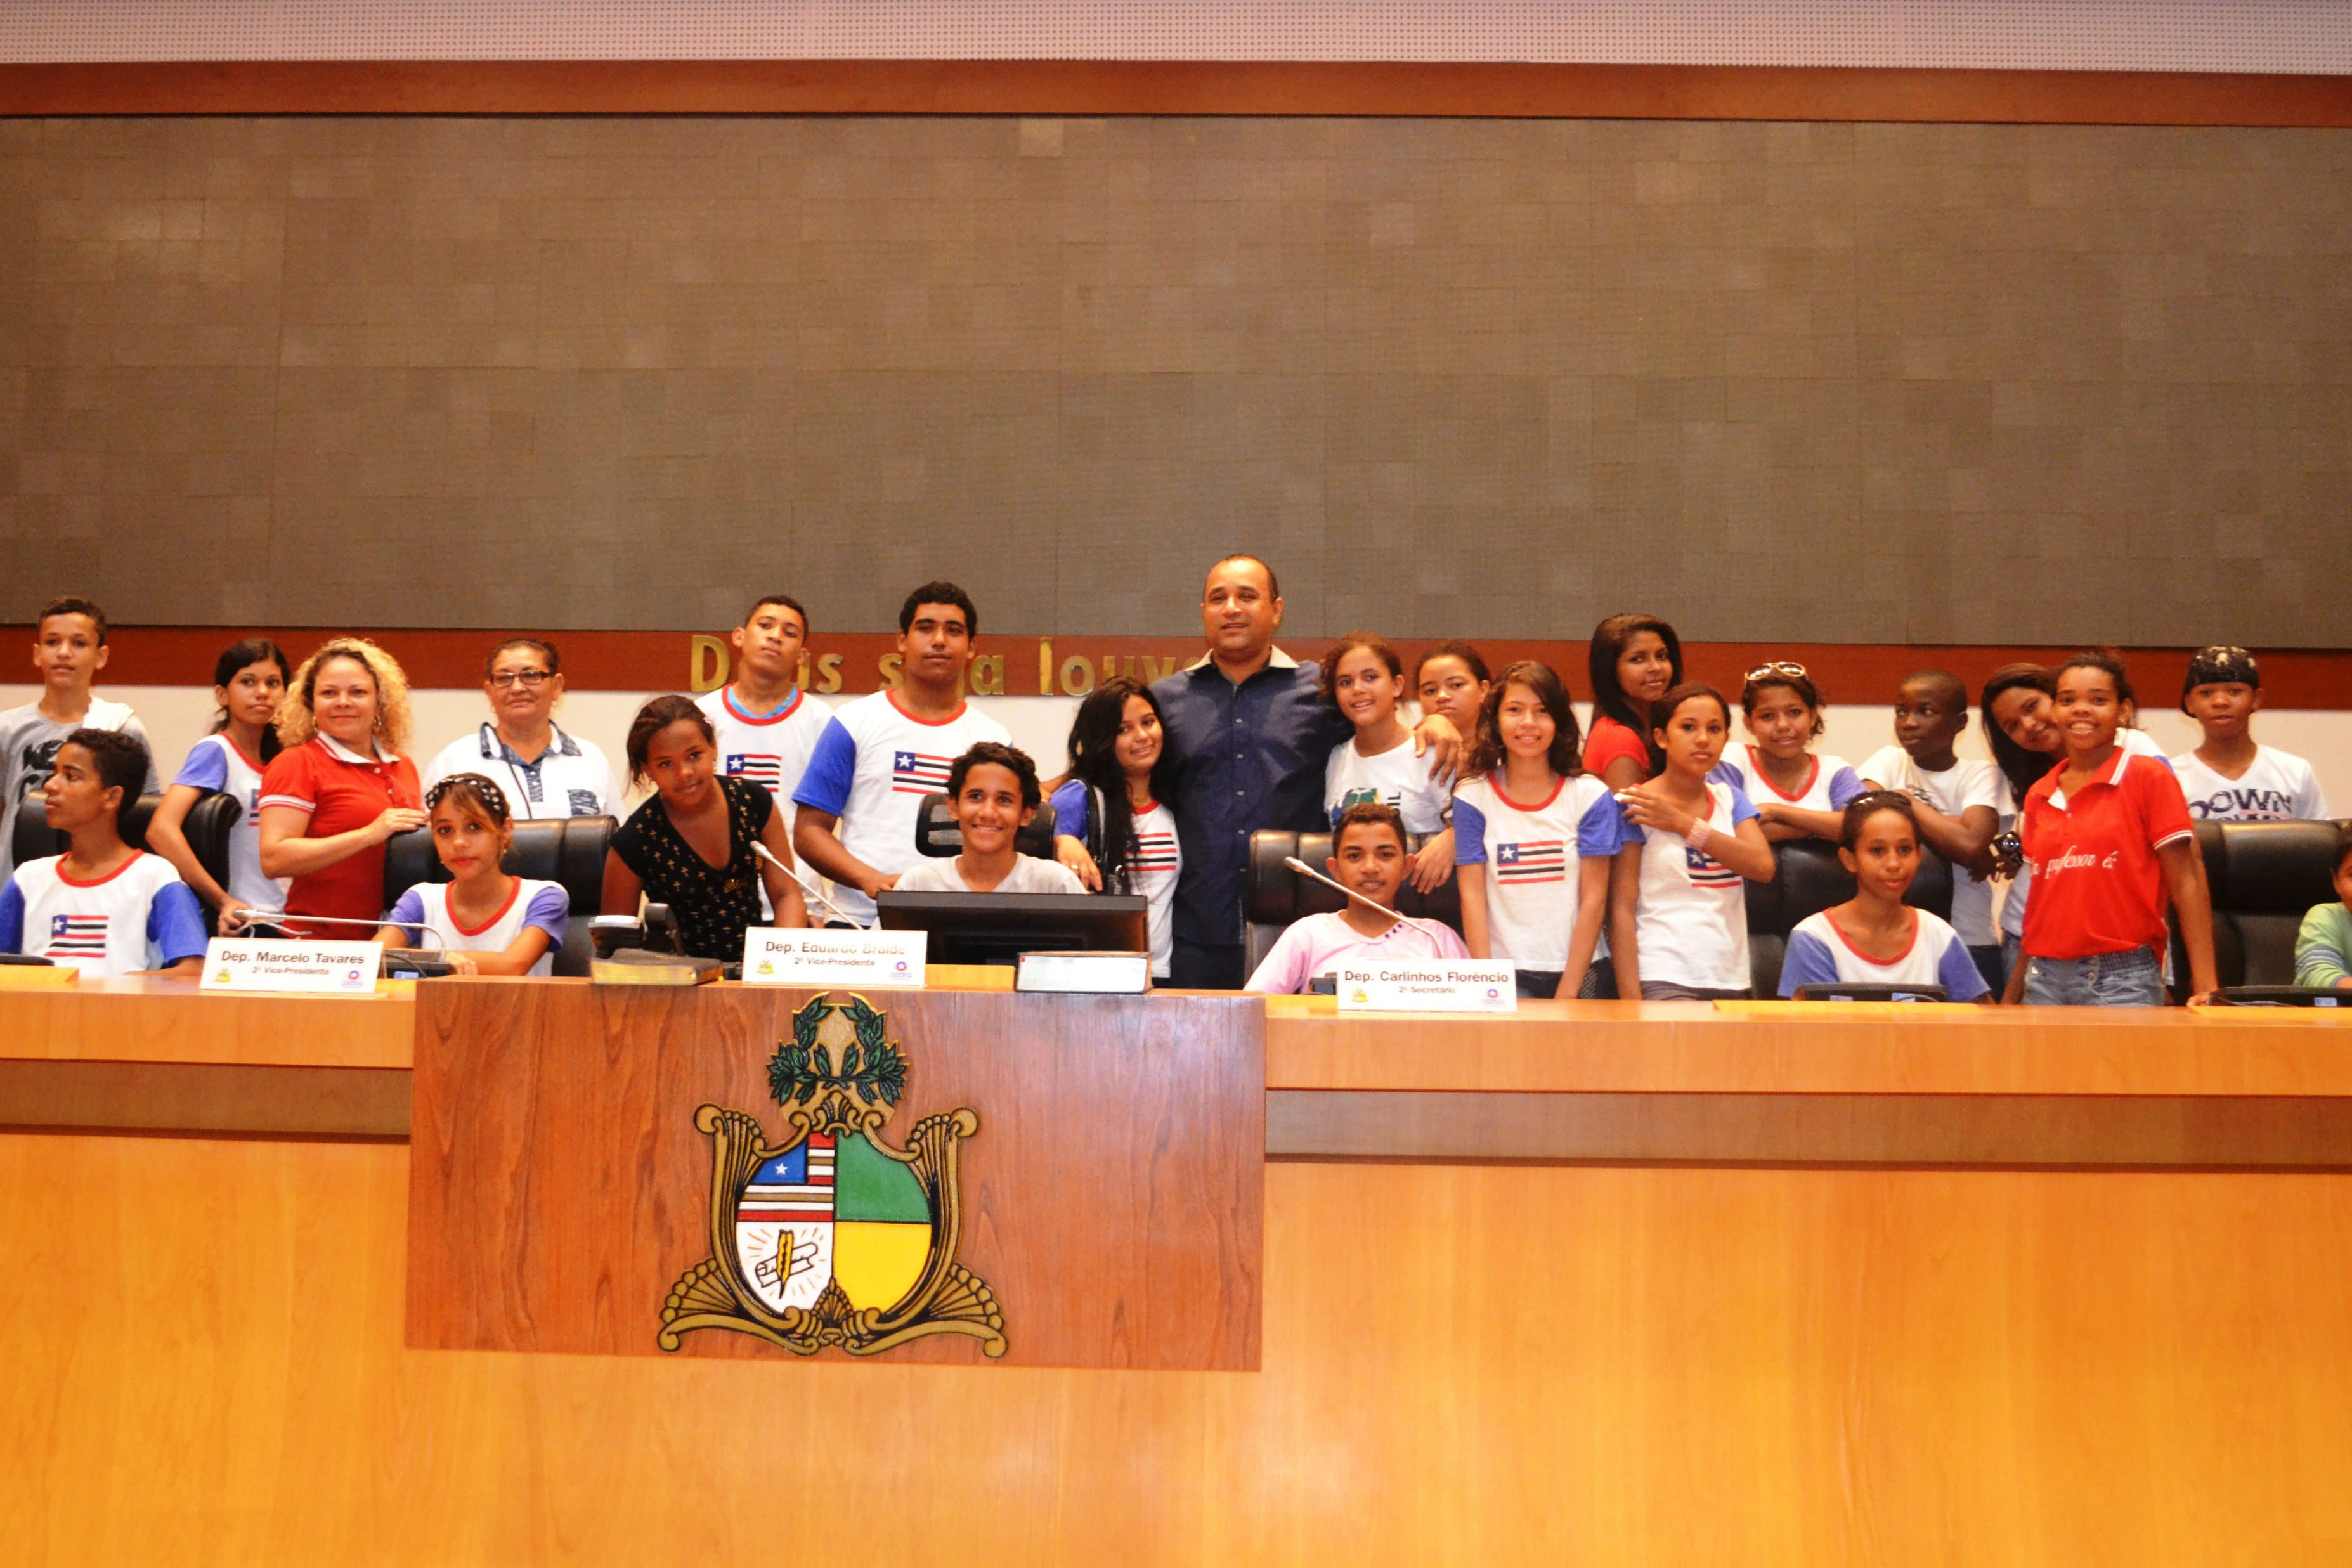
[1247,802,1469,994]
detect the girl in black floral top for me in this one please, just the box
[602,695,807,959]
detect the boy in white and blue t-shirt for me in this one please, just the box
[697,595,833,833]
[0,729,206,978]
[791,583,1008,925]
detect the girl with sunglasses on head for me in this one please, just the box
[1710,662,1866,845]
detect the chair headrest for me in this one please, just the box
[10,791,163,865]
[2214,819,2344,914]
[1245,827,1462,930]
[1748,837,1952,935]
[912,792,1059,860]
[383,815,614,912]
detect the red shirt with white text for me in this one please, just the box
[2018,749,2193,960]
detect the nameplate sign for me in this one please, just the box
[200,937,382,995]
[742,928,928,988]
[1335,959,1519,1013]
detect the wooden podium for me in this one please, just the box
[405,983,1264,1370]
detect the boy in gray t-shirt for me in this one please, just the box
[0,596,159,882]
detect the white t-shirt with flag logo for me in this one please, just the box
[1047,782,1184,977]
[2167,745,2330,823]
[0,852,209,977]
[696,685,832,833]
[1709,745,1866,819]
[1451,771,1622,971]
[385,876,570,977]
[1323,735,1452,835]
[1619,781,1761,992]
[170,732,289,914]
[791,692,1011,924]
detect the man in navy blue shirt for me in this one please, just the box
[1150,556,1460,988]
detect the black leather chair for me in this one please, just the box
[1244,829,1464,978]
[1745,838,1952,998]
[912,793,1058,859]
[2173,818,2351,991]
[380,815,614,977]
[178,791,243,900]
[11,791,162,867]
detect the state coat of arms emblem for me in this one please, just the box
[658,992,1006,1358]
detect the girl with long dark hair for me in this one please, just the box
[149,638,292,928]
[1051,677,1182,979]
[1583,613,1684,791]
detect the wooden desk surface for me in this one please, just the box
[1262,994,2352,1096]
[5,981,2350,1163]
[6,980,2346,1094]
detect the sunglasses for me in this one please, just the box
[1745,661,1809,682]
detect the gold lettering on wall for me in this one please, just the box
[689,635,730,694]
[878,653,902,690]
[970,654,1005,696]
[1036,638,1054,697]
[813,652,843,694]
[1058,655,1095,696]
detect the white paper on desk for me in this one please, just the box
[199,937,381,995]
[742,927,927,988]
[1334,959,1517,1013]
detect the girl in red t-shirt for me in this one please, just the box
[2012,652,2218,1007]
[1583,613,1683,791]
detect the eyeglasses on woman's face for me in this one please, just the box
[488,670,553,689]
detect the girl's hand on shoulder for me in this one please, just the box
[1410,713,1463,783]
[1054,835,1103,891]
[1613,782,1693,839]
[1405,829,1455,895]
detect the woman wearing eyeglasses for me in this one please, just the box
[420,638,615,819]
[1708,663,1866,844]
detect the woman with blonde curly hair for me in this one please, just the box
[256,638,426,934]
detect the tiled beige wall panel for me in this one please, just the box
[2,115,2346,640]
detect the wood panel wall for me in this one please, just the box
[10,1132,2352,1564]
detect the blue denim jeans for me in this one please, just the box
[2020,945,2165,1007]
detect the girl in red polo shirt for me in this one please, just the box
[256,638,426,935]
[2013,652,2218,1006]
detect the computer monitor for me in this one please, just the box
[1788,982,1950,1003]
[875,891,1148,967]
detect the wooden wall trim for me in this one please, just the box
[1268,1088,2352,1169]
[4,59,2352,126]
[7,626,2349,707]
